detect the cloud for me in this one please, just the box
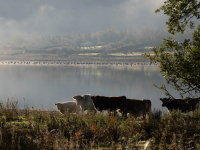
[39,5,55,13]
[121,0,168,27]
[0,0,169,43]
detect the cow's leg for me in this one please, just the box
[142,112,146,119]
[107,109,114,116]
[108,110,117,116]
[112,111,118,116]
[77,109,83,114]
[92,109,97,114]
[108,110,112,116]
[88,109,97,114]
[122,111,127,118]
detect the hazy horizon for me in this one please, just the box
[0,0,169,43]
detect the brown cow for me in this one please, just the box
[125,99,151,119]
[90,95,127,115]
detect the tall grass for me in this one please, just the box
[0,98,200,149]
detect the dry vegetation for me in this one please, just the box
[0,98,200,149]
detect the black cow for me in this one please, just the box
[160,98,200,112]
[125,99,151,119]
[90,95,127,115]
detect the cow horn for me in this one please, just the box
[160,98,164,102]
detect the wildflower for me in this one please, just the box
[90,124,98,132]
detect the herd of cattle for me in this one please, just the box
[55,94,200,118]
[55,94,151,118]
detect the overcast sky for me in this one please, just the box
[0,0,168,42]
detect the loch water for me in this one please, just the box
[0,65,180,111]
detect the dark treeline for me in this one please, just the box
[0,27,193,54]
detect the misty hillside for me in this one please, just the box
[0,0,195,56]
[0,27,193,55]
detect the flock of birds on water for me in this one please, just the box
[0,61,158,66]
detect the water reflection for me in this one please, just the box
[0,65,180,111]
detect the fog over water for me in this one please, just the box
[0,1,193,113]
[0,0,168,42]
[0,65,180,111]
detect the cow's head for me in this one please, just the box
[90,95,99,100]
[55,103,62,110]
[160,98,170,107]
[72,95,85,105]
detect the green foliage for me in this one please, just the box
[155,0,200,35]
[144,0,200,98]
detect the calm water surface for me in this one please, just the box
[0,65,180,111]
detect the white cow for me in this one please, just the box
[55,101,81,114]
[72,94,96,112]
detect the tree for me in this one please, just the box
[144,0,200,98]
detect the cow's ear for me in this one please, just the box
[55,103,57,105]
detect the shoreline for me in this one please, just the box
[0,60,158,67]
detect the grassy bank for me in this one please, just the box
[0,98,200,149]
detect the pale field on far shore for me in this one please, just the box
[0,50,152,66]
[80,46,103,49]
[78,52,145,56]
